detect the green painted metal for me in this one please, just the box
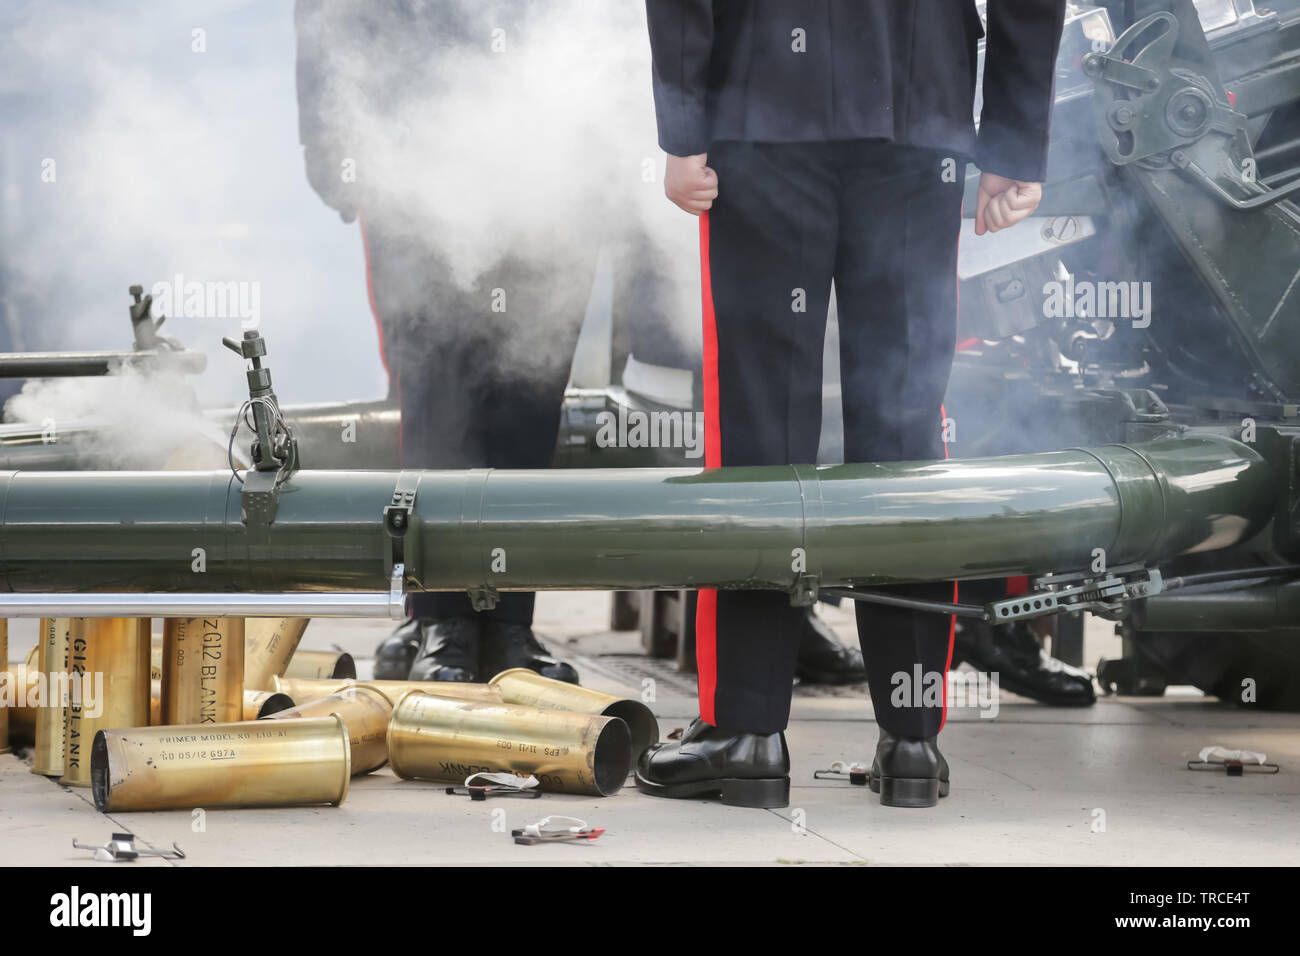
[0,435,1272,597]
[1138,580,1300,631]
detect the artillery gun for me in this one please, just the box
[1,0,1298,713]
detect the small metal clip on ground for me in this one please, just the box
[72,833,185,863]
[511,816,605,846]
[1187,746,1280,776]
[814,760,869,786]
[444,771,542,801]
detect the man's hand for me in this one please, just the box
[665,153,718,216]
[974,173,1042,235]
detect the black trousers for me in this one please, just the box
[361,219,592,625]
[697,140,965,737]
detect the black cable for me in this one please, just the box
[1162,564,1300,592]
[821,587,987,619]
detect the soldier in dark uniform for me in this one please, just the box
[635,0,1067,808]
[295,0,604,684]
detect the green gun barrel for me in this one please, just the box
[0,435,1272,595]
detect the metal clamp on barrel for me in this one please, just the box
[789,573,819,608]
[383,471,420,579]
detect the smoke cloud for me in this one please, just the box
[1,1,701,429]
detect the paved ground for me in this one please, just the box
[3,595,1298,866]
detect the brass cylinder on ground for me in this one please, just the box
[244,618,310,690]
[153,686,292,724]
[1,664,37,746]
[1,619,9,754]
[273,676,503,708]
[160,618,245,725]
[244,690,294,720]
[62,618,151,788]
[265,685,391,774]
[282,649,356,681]
[489,668,660,761]
[33,618,71,774]
[91,715,351,812]
[387,691,631,796]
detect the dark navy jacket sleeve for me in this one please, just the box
[976,0,1067,182]
[645,0,716,156]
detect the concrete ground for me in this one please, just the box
[3,594,1298,866]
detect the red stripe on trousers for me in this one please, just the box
[940,403,957,733]
[358,213,390,379]
[697,212,720,726]
[941,218,963,732]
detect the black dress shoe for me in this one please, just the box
[408,617,480,682]
[869,730,950,808]
[373,617,421,680]
[796,608,867,684]
[481,621,579,684]
[635,718,790,808]
[952,619,1096,706]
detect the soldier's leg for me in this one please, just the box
[468,250,597,681]
[699,141,839,734]
[635,141,838,807]
[834,142,964,804]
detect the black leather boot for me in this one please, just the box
[869,730,950,808]
[796,608,867,684]
[634,718,790,808]
[952,619,1095,706]
[408,617,480,682]
[481,620,579,684]
[373,617,421,680]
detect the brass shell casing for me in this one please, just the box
[282,649,356,681]
[153,686,293,725]
[243,618,311,690]
[489,668,660,761]
[0,619,9,754]
[160,618,246,725]
[387,691,631,797]
[1,664,38,747]
[91,715,351,812]
[272,676,503,708]
[61,618,151,788]
[265,685,392,775]
[243,690,295,720]
[33,618,72,774]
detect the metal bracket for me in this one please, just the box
[240,468,281,535]
[382,472,419,575]
[390,563,407,617]
[789,574,819,608]
[988,564,1163,623]
[468,583,499,612]
[1083,11,1245,166]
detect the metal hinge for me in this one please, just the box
[988,564,1162,623]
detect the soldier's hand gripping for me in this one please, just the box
[974,173,1042,235]
[665,153,719,216]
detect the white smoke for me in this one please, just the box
[0,0,701,431]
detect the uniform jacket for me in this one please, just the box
[645,0,1067,181]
